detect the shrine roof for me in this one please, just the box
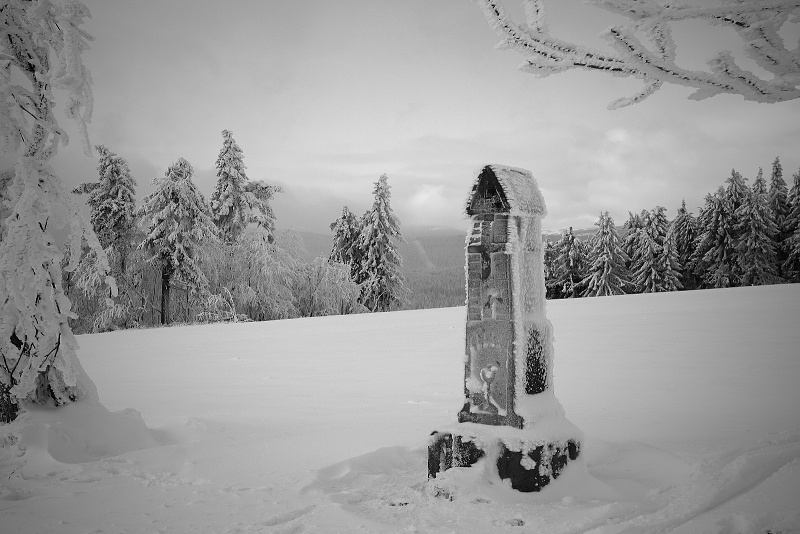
[465,164,546,217]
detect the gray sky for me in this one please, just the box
[5,0,800,234]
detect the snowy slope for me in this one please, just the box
[1,284,799,533]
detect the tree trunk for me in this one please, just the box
[161,267,171,325]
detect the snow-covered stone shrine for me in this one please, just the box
[428,165,583,492]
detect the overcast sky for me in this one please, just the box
[5,0,800,235]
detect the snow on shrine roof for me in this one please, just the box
[465,164,546,217]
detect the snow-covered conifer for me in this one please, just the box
[656,227,683,292]
[73,145,137,266]
[210,130,281,243]
[782,169,800,282]
[735,172,780,286]
[329,206,364,284]
[621,211,644,272]
[671,200,699,290]
[553,227,588,298]
[138,159,218,324]
[357,174,406,312]
[694,188,738,288]
[582,212,629,297]
[1,0,112,421]
[769,157,791,276]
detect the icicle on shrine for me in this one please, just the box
[428,164,583,492]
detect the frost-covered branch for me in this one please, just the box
[477,0,800,108]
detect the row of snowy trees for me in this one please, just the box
[546,157,800,298]
[329,174,407,312]
[67,130,366,332]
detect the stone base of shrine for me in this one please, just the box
[427,430,581,493]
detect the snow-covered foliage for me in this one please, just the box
[782,169,800,281]
[581,212,629,296]
[204,228,302,322]
[138,158,218,324]
[670,200,700,290]
[293,257,365,317]
[357,174,406,312]
[736,169,781,285]
[329,205,364,283]
[210,130,281,243]
[629,207,682,292]
[551,227,587,298]
[72,145,137,255]
[477,0,800,108]
[0,0,112,417]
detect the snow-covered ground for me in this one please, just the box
[2,284,799,533]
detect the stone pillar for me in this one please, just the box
[428,165,582,493]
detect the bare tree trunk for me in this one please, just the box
[161,267,171,325]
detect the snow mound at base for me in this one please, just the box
[0,400,163,478]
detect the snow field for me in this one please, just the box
[1,284,799,533]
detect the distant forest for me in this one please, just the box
[402,157,800,308]
[23,145,798,333]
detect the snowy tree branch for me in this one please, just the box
[476,0,800,108]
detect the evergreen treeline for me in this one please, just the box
[546,157,800,299]
[65,131,398,333]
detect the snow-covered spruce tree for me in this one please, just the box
[478,0,800,109]
[138,158,218,325]
[582,212,629,297]
[735,171,780,285]
[621,211,644,273]
[630,207,681,293]
[769,157,791,276]
[782,169,800,282]
[671,200,700,290]
[72,145,137,257]
[357,174,406,312]
[543,239,561,299]
[1,0,114,422]
[655,226,683,292]
[552,227,588,298]
[329,205,364,285]
[71,145,141,330]
[693,188,739,288]
[210,129,281,244]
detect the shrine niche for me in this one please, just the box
[428,165,583,493]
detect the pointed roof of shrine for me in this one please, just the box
[465,165,546,217]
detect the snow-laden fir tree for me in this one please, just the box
[630,207,681,293]
[543,239,561,299]
[769,157,791,276]
[72,145,138,270]
[735,170,780,285]
[356,174,406,312]
[138,159,218,324]
[782,169,800,282]
[71,145,141,330]
[1,0,113,422]
[671,200,699,290]
[329,205,364,285]
[582,212,629,297]
[693,188,739,288]
[622,211,644,273]
[478,0,800,108]
[655,226,683,292]
[210,130,281,243]
[552,227,588,298]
